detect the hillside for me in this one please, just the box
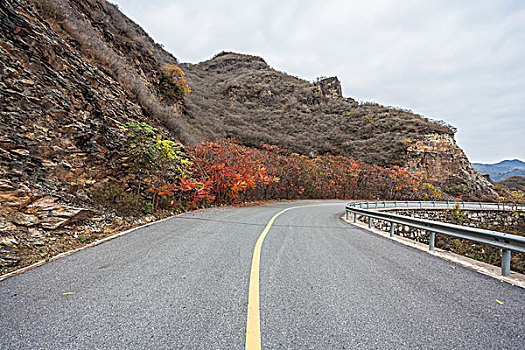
[1,0,190,199]
[473,159,525,181]
[1,0,495,200]
[0,0,191,270]
[0,0,498,272]
[496,176,525,192]
[182,52,494,197]
[182,52,450,165]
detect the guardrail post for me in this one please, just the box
[429,232,435,251]
[345,200,524,275]
[502,249,511,276]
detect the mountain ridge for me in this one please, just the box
[180,51,494,197]
[473,159,525,181]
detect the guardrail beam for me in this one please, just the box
[346,201,525,277]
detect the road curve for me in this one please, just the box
[0,200,523,349]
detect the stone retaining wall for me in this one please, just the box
[356,208,525,244]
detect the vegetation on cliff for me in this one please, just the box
[88,121,443,218]
[181,52,454,167]
[0,0,505,275]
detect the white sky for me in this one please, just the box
[112,0,525,164]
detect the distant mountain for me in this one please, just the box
[473,159,525,181]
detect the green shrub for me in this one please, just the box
[448,202,467,224]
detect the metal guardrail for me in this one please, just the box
[346,200,525,211]
[345,201,525,276]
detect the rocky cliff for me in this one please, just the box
[0,0,186,272]
[405,134,496,197]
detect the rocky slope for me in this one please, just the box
[0,0,185,272]
[182,52,448,165]
[405,134,496,197]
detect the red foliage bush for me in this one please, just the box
[186,139,432,204]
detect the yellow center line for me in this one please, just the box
[244,203,342,350]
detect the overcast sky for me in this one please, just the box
[113,0,524,164]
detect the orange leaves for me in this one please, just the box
[162,65,191,96]
[126,123,437,212]
[145,178,215,208]
[135,138,443,207]
[184,139,431,203]
[388,167,423,196]
[187,141,267,202]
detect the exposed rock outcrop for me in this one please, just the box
[315,77,342,100]
[0,0,183,271]
[405,134,496,197]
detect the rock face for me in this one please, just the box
[0,0,183,195]
[1,0,141,198]
[405,134,496,198]
[0,0,184,270]
[316,77,342,99]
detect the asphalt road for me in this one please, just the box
[1,200,524,349]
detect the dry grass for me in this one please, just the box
[182,52,452,167]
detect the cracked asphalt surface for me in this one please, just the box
[1,200,524,349]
